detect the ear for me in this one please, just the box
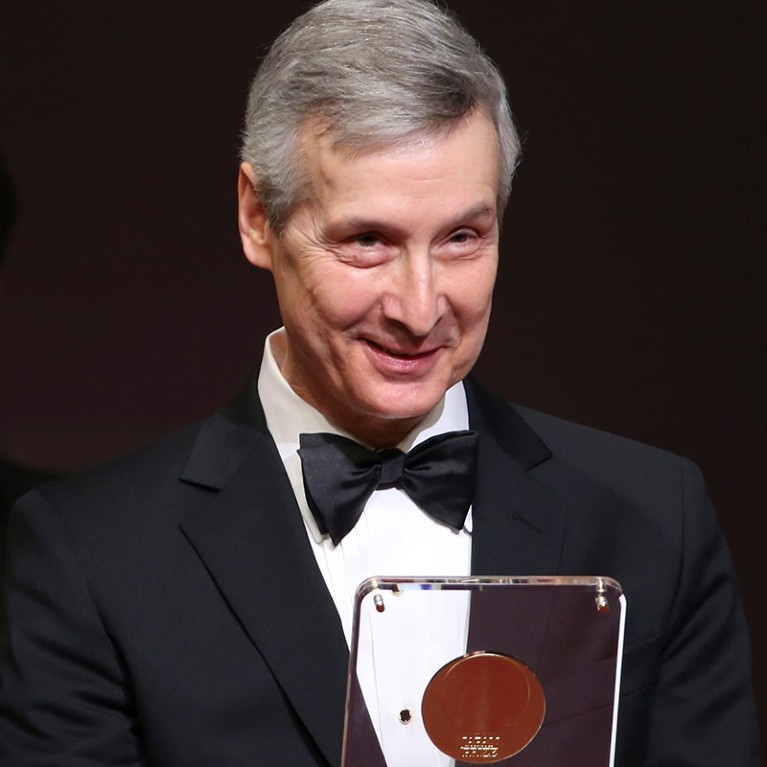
[238,162,275,271]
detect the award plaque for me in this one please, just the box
[341,576,625,767]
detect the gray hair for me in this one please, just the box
[241,0,520,230]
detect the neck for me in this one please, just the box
[330,413,425,450]
[284,376,425,448]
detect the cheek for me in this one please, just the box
[284,265,380,339]
[453,265,497,329]
[314,267,385,326]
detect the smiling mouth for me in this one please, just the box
[365,339,440,359]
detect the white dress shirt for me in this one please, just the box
[258,328,471,766]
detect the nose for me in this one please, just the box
[382,252,444,337]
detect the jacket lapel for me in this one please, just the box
[178,393,348,766]
[465,378,568,576]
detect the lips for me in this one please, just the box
[365,339,440,359]
[362,338,444,377]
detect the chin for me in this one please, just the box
[361,386,445,423]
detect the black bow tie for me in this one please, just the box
[297,430,479,545]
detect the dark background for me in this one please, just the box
[1,0,764,748]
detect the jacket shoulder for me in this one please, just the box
[10,421,219,546]
[468,377,686,479]
[467,376,692,509]
[513,402,692,500]
[41,422,204,503]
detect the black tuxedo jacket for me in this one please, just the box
[0,379,759,766]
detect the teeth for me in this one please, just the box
[371,341,408,356]
[370,341,424,358]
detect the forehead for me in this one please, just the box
[292,111,501,226]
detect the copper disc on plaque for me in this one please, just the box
[421,651,546,763]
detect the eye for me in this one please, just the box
[335,230,393,267]
[354,232,382,247]
[441,228,482,256]
[449,230,475,244]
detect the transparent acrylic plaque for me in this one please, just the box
[342,576,625,767]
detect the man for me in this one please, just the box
[0,1,759,765]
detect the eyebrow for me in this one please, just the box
[449,203,497,227]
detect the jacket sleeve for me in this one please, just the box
[643,457,761,766]
[0,490,147,766]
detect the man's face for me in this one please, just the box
[239,110,500,446]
